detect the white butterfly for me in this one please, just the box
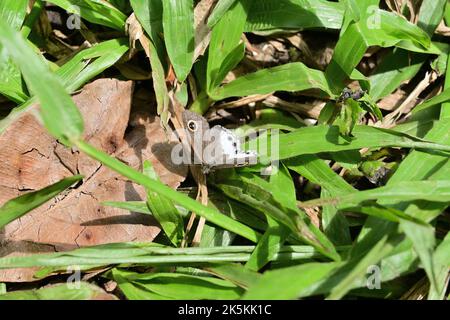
[182,110,258,173]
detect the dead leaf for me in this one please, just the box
[194,0,217,60]
[0,78,187,282]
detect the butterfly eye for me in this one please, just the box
[187,120,198,132]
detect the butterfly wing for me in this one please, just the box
[206,126,258,170]
[182,110,210,165]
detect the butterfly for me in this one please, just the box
[181,110,258,173]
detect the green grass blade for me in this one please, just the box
[103,201,154,215]
[0,21,84,144]
[0,243,324,269]
[143,161,185,247]
[0,175,83,228]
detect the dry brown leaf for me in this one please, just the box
[0,78,187,282]
[378,89,409,111]
[194,0,217,60]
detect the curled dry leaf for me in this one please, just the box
[0,78,187,282]
[194,0,217,60]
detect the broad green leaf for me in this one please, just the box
[47,0,127,30]
[199,193,272,248]
[435,232,450,270]
[237,109,304,133]
[430,233,450,300]
[104,194,268,238]
[245,0,344,32]
[21,0,45,38]
[324,226,400,300]
[364,11,432,51]
[0,22,84,144]
[325,22,368,92]
[113,271,243,300]
[286,155,354,195]
[211,62,334,100]
[207,0,250,92]
[327,235,394,299]
[347,205,429,225]
[162,0,194,82]
[210,40,245,90]
[0,175,83,228]
[245,235,417,299]
[321,189,352,246]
